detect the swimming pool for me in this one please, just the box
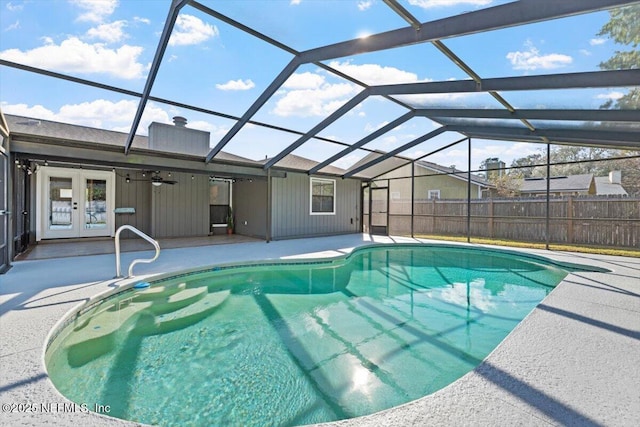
[45,244,576,426]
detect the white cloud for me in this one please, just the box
[290,0,302,5]
[589,38,607,46]
[133,16,150,25]
[2,99,170,134]
[6,2,24,12]
[408,0,492,9]
[273,79,359,117]
[365,120,390,132]
[283,72,326,90]
[579,49,591,56]
[329,60,426,85]
[596,91,624,101]
[358,1,373,11]
[216,79,255,91]
[506,40,572,71]
[186,120,229,142]
[4,20,20,32]
[86,20,127,43]
[70,0,118,23]
[169,14,218,46]
[0,36,146,79]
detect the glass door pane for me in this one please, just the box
[84,179,107,230]
[49,177,74,231]
[209,179,231,232]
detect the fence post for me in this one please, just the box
[567,196,574,244]
[489,198,494,238]
[431,197,436,234]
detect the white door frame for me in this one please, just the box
[36,166,115,241]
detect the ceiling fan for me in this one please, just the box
[127,171,178,186]
[150,171,178,186]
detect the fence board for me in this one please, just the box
[387,196,639,249]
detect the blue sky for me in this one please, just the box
[0,0,629,171]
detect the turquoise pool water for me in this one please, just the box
[46,245,570,426]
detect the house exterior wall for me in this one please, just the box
[377,164,483,201]
[114,171,151,236]
[150,171,209,238]
[233,178,267,238]
[413,174,482,199]
[271,172,360,239]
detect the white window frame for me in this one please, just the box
[310,177,336,215]
[428,189,440,200]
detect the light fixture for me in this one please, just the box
[152,181,162,187]
[142,172,146,177]
[126,174,130,183]
[191,175,195,180]
[44,160,49,166]
[167,172,171,178]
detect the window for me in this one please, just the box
[428,189,440,200]
[310,177,335,215]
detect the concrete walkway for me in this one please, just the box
[1,234,638,426]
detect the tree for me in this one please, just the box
[598,5,640,109]
[509,146,640,197]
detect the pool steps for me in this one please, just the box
[64,283,229,366]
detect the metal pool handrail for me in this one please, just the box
[115,225,160,278]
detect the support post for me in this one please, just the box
[411,161,415,238]
[545,143,551,250]
[266,167,272,243]
[467,138,472,243]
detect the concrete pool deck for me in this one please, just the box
[1,233,638,426]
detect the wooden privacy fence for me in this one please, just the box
[384,196,640,248]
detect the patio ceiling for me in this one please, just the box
[1,0,639,179]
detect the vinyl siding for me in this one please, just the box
[233,178,267,238]
[271,173,360,239]
[150,172,209,238]
[115,170,151,236]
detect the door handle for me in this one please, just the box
[0,210,10,215]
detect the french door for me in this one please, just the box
[37,167,115,240]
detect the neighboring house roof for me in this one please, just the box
[259,153,346,175]
[348,151,491,187]
[415,159,491,188]
[594,176,628,196]
[519,174,595,194]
